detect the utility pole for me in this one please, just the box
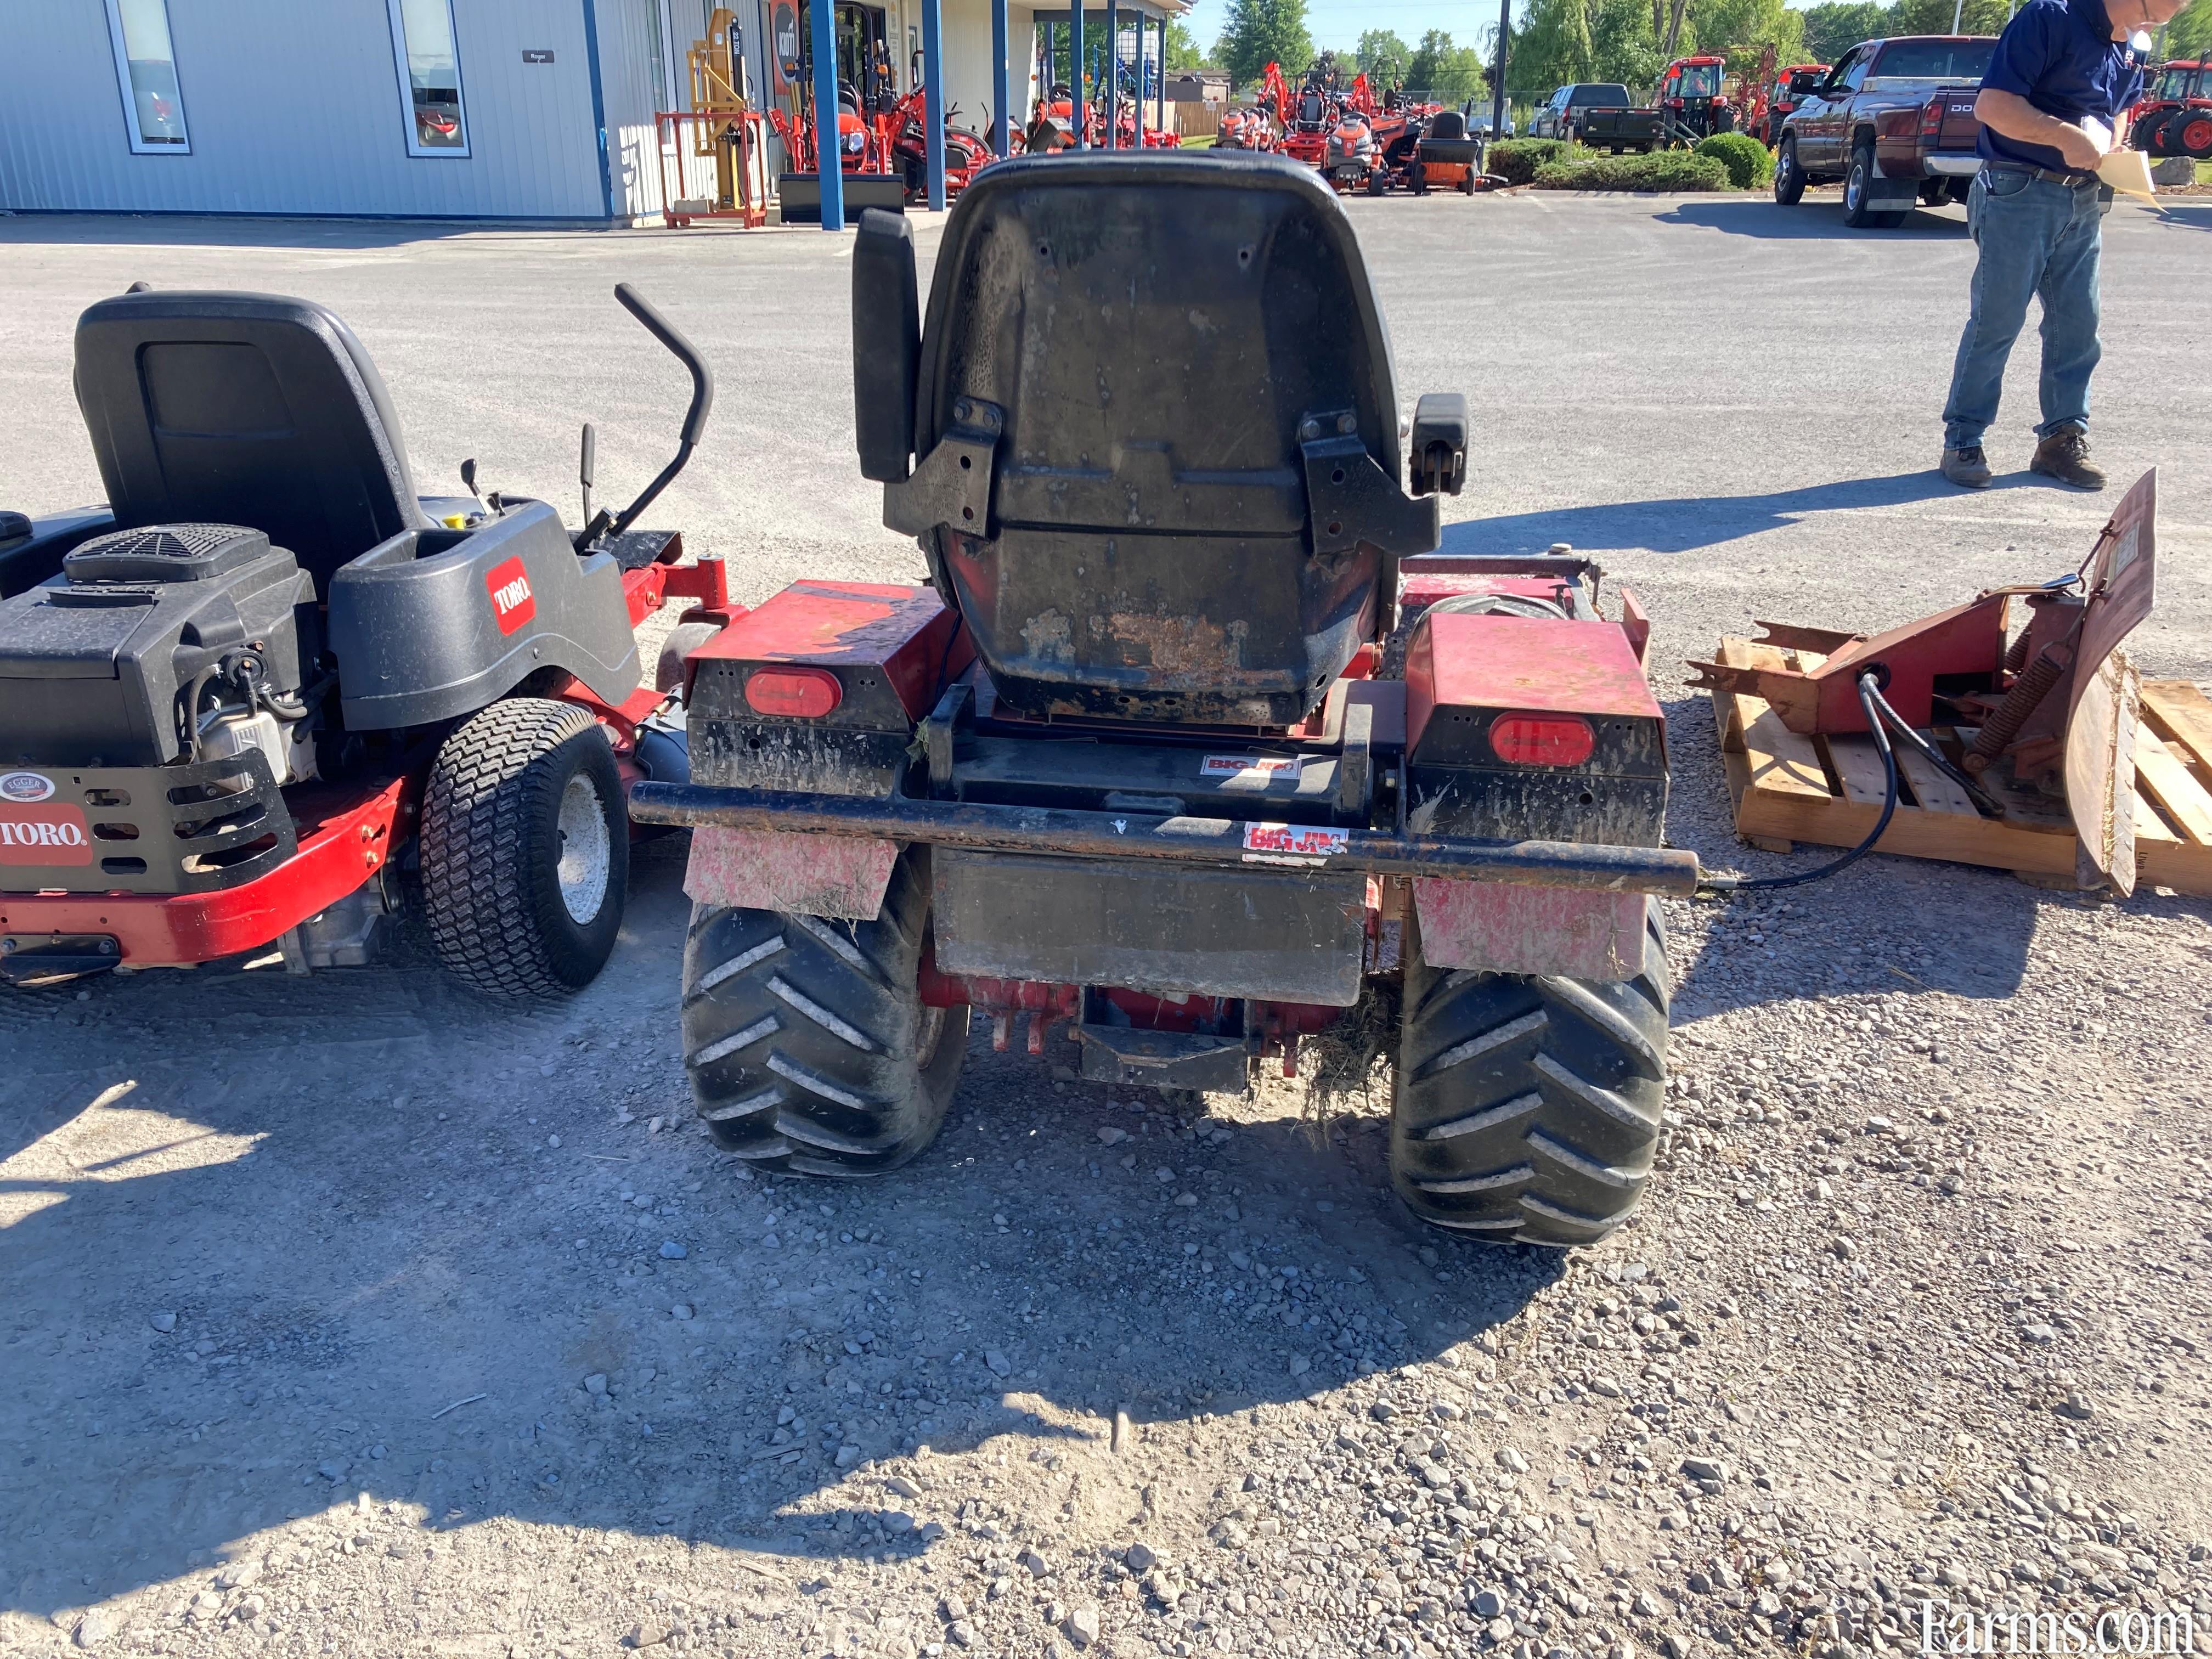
[1952,0,1965,33]
[1491,0,1510,140]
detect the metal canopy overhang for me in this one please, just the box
[1031,1,1189,20]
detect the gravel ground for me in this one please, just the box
[2,190,2210,1659]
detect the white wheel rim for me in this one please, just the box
[556,772,612,924]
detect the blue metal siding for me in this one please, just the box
[0,1,609,218]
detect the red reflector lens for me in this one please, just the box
[744,667,842,718]
[1489,713,1595,766]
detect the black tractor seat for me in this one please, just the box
[74,290,437,590]
[851,150,1465,728]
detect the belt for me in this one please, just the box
[1983,162,2099,187]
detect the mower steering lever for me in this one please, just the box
[583,284,715,549]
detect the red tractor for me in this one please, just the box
[2132,59,2211,159]
[634,153,1693,1248]
[1657,55,1736,143]
[876,86,994,201]
[1746,60,1832,145]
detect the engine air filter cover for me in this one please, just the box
[64,523,273,585]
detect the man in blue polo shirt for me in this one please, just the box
[1939,0,2191,490]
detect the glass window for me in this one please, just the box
[387,0,470,156]
[1871,40,1995,80]
[104,0,189,154]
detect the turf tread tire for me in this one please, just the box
[421,697,628,1000]
[1392,906,1670,1247]
[682,850,967,1177]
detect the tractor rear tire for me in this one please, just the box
[422,696,628,999]
[681,849,968,1177]
[1391,907,1670,1248]
[2174,109,2212,160]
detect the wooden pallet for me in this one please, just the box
[1707,636,2212,895]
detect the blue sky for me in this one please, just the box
[1178,0,1810,55]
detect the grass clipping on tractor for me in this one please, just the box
[1301,978,1402,1128]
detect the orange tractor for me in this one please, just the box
[1657,55,1735,144]
[2131,58,2211,159]
[1733,48,1833,145]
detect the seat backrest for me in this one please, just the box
[74,290,428,586]
[1427,109,1469,140]
[902,151,1425,726]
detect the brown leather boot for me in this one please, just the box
[2030,427,2106,491]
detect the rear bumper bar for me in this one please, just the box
[628,782,1701,897]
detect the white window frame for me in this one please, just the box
[103,0,190,156]
[386,0,472,159]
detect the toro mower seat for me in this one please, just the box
[73,290,433,589]
[854,151,1460,727]
[1427,110,1469,140]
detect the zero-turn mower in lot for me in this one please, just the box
[0,284,730,997]
[635,152,1696,1247]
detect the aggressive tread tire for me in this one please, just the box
[1391,907,1671,1247]
[421,696,628,999]
[682,850,967,1177]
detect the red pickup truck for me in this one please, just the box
[1771,36,1997,228]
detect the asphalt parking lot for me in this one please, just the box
[2,189,2209,1659]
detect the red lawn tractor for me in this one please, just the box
[1658,55,1737,144]
[0,285,729,996]
[2131,59,2211,159]
[634,153,1691,1248]
[1748,60,1831,145]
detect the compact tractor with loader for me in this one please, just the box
[633,153,1695,1247]
[0,284,726,995]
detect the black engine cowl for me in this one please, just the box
[0,523,315,769]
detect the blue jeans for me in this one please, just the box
[1941,167,2103,452]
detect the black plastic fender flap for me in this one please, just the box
[328,500,639,730]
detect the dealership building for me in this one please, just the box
[0,0,1190,224]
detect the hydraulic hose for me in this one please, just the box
[1699,671,1897,894]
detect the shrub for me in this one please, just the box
[1695,132,1773,190]
[1531,151,1733,192]
[1487,137,1574,186]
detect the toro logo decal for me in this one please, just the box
[486,556,537,635]
[0,804,94,866]
[0,770,57,803]
[1240,822,1350,866]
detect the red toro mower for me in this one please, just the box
[0,285,730,995]
[634,153,1694,1248]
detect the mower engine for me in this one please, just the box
[0,524,319,891]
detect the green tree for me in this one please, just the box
[1883,0,2011,35]
[2165,1,2212,58]
[1589,0,1665,84]
[1406,28,1492,97]
[1510,0,1660,92]
[1798,0,1888,63]
[1685,0,1807,75]
[1357,28,1412,82]
[1164,20,1207,71]
[1216,0,1313,87]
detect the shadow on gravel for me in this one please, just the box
[0,840,1564,1615]
[1652,198,1968,239]
[1437,469,2008,558]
